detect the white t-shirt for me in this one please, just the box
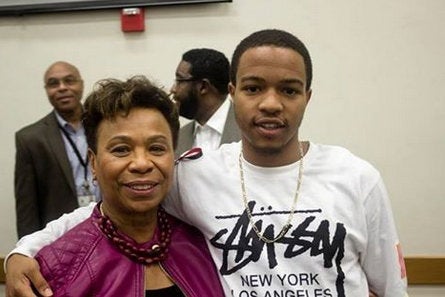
[11,142,407,297]
[165,142,407,297]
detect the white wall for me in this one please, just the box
[1,0,444,294]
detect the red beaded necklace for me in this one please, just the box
[97,205,172,265]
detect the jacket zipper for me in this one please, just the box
[159,262,188,297]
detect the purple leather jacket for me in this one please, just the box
[35,206,225,297]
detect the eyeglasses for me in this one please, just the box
[45,76,81,89]
[174,77,198,84]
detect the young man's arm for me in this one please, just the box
[4,203,95,297]
[6,254,51,297]
[362,179,408,297]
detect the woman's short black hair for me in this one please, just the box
[83,75,179,153]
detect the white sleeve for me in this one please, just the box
[361,179,408,297]
[4,202,96,271]
[162,164,192,225]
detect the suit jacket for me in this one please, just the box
[175,101,241,158]
[15,111,79,238]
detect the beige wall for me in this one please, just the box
[1,0,444,294]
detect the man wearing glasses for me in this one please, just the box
[170,48,241,157]
[14,61,98,238]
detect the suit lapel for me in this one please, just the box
[44,112,77,194]
[220,102,241,145]
[175,122,195,158]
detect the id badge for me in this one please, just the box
[78,195,96,207]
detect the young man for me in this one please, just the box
[14,61,98,238]
[6,30,407,297]
[171,48,241,157]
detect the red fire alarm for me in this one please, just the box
[121,8,145,32]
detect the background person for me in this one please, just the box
[171,48,241,157]
[14,61,98,238]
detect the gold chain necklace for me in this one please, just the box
[238,142,304,243]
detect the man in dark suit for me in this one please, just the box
[14,61,97,238]
[170,48,241,157]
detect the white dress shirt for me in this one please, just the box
[193,98,230,151]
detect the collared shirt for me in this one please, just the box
[193,98,230,151]
[55,112,99,200]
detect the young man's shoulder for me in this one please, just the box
[309,142,379,176]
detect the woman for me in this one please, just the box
[34,76,224,296]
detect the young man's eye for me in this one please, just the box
[282,87,300,96]
[242,85,260,94]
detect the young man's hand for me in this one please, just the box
[5,254,53,297]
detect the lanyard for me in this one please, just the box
[58,123,89,182]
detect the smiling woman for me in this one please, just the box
[4,76,225,297]
[0,0,232,16]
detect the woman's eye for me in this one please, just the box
[150,145,167,155]
[110,146,130,155]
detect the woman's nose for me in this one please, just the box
[128,152,154,173]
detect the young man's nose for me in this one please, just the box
[259,90,283,113]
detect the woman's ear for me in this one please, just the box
[88,148,97,178]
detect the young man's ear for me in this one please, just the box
[228,82,235,98]
[306,89,312,104]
